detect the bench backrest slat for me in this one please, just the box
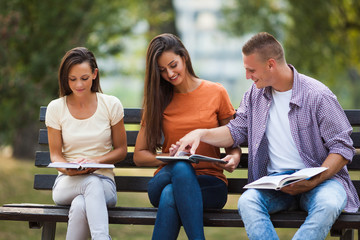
[40,106,142,124]
[39,129,139,146]
[345,110,360,127]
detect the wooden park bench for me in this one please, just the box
[1,106,360,239]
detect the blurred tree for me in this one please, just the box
[0,0,176,158]
[222,0,360,108]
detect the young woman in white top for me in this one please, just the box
[45,47,127,240]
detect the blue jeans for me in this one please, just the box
[238,176,347,240]
[148,161,227,240]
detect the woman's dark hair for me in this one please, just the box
[58,47,102,97]
[143,33,198,153]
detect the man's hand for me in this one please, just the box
[175,129,206,156]
[281,153,349,195]
[281,179,316,195]
[169,144,180,156]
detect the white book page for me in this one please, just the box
[244,175,289,189]
[289,167,327,178]
[47,162,114,169]
[244,167,328,190]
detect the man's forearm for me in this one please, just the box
[312,153,349,185]
[201,126,234,148]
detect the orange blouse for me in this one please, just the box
[155,80,235,184]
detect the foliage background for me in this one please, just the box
[1,0,360,158]
[222,0,360,108]
[1,0,360,239]
[0,0,176,158]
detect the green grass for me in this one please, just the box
[0,156,354,239]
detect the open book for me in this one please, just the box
[243,167,328,190]
[47,162,115,170]
[156,151,227,164]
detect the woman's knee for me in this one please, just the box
[172,161,194,174]
[159,184,176,209]
[69,195,87,219]
[84,175,105,195]
[171,161,196,181]
[102,179,117,207]
[147,171,172,207]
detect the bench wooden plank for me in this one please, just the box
[32,173,360,198]
[2,205,360,229]
[34,150,248,168]
[345,110,360,127]
[39,107,360,127]
[40,107,142,124]
[39,129,139,146]
[33,175,151,192]
[35,151,138,168]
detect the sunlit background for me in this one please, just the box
[1,0,359,158]
[1,1,360,239]
[99,0,251,109]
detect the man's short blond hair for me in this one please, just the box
[242,32,285,63]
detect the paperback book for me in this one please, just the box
[243,167,328,190]
[47,162,115,170]
[156,151,227,164]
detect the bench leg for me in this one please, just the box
[340,229,354,240]
[331,229,354,240]
[41,222,56,240]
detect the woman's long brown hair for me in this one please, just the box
[143,33,198,153]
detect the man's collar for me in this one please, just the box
[288,64,302,108]
[261,64,302,107]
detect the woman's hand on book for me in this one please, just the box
[65,168,92,176]
[65,158,99,175]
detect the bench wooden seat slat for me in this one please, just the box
[2,204,360,230]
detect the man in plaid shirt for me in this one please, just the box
[175,32,360,240]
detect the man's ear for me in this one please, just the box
[268,58,276,70]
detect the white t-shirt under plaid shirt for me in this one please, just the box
[45,92,124,181]
[227,65,360,212]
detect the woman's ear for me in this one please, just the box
[182,55,188,64]
[93,68,98,79]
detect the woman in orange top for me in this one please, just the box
[134,33,240,240]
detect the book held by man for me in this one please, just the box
[243,167,328,190]
[156,151,227,164]
[47,162,115,170]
